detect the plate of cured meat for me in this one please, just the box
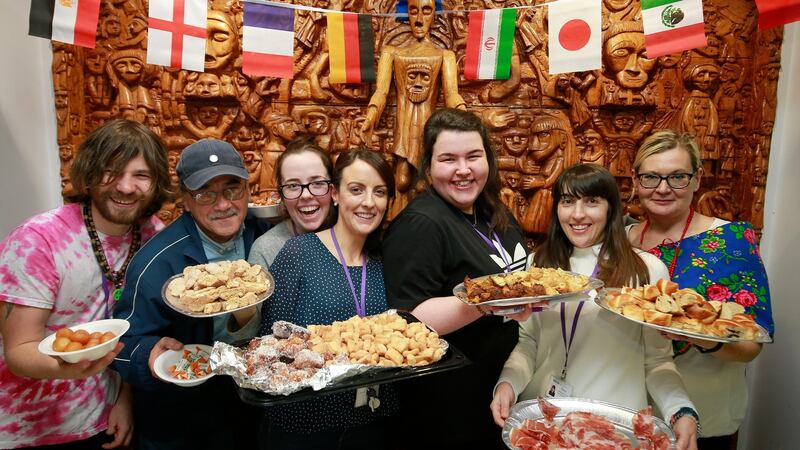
[453,267,604,307]
[503,397,676,450]
[595,279,772,344]
[162,260,274,317]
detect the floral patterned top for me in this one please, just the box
[646,221,774,355]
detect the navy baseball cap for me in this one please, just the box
[176,139,249,190]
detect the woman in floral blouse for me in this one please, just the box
[627,130,774,450]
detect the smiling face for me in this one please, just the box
[428,130,489,213]
[90,153,155,233]
[557,195,609,248]
[182,175,249,243]
[634,147,700,220]
[331,159,389,238]
[280,152,333,234]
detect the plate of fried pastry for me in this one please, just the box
[596,279,772,343]
[162,260,274,317]
[453,267,604,307]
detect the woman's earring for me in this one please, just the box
[333,201,338,206]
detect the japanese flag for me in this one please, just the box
[548,0,601,74]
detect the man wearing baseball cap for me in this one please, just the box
[112,139,269,450]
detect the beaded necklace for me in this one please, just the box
[639,207,694,278]
[81,202,141,302]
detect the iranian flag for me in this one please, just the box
[28,0,101,48]
[642,0,707,58]
[464,8,516,80]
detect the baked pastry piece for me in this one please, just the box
[605,279,762,341]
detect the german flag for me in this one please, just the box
[326,12,375,84]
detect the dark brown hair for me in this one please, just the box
[419,108,509,231]
[69,119,173,219]
[275,135,334,186]
[332,149,396,258]
[534,164,649,287]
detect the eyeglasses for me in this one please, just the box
[279,180,332,200]
[189,185,246,205]
[636,172,695,189]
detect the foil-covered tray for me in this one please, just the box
[453,270,604,307]
[502,397,676,449]
[161,269,274,318]
[596,289,773,344]
[212,311,470,406]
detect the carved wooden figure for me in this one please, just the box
[50,0,781,237]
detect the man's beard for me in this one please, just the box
[91,188,152,226]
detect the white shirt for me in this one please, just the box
[496,244,695,420]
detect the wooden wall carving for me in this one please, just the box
[52,0,783,234]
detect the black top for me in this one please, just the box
[382,190,527,448]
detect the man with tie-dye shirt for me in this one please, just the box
[0,119,172,449]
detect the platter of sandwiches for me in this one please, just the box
[596,279,771,343]
[454,267,603,307]
[162,260,274,317]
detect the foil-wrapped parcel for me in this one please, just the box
[210,311,447,395]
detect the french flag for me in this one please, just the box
[243,2,295,79]
[29,0,101,48]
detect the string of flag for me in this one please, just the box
[28,0,800,81]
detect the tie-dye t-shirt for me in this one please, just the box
[0,203,162,448]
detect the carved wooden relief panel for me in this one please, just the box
[52,0,783,235]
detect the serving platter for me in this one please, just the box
[453,270,604,307]
[502,397,676,450]
[595,289,772,344]
[161,269,274,318]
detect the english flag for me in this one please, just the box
[29,0,101,48]
[147,0,207,71]
[548,0,601,75]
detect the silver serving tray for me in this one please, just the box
[453,270,604,307]
[161,269,274,318]
[596,289,773,344]
[502,397,676,449]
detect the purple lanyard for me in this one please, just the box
[330,228,367,317]
[464,216,511,273]
[101,277,112,319]
[558,263,599,378]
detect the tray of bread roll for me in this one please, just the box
[162,260,274,317]
[595,279,772,343]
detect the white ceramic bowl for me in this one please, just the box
[38,318,130,363]
[153,344,215,387]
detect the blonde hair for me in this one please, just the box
[633,130,703,173]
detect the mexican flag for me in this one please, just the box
[464,8,517,80]
[641,0,707,58]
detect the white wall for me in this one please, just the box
[1,2,798,447]
[0,1,61,237]
[739,22,800,450]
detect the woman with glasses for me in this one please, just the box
[249,137,334,269]
[257,149,397,450]
[628,130,774,449]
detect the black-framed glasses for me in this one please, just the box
[636,172,695,189]
[189,185,246,205]
[279,180,332,199]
